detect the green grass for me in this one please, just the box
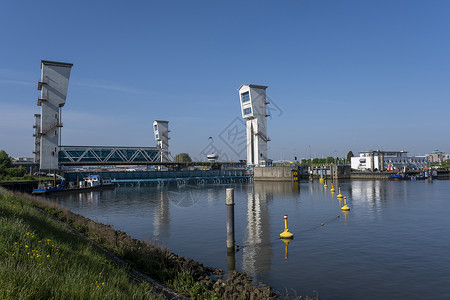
[0,187,160,299]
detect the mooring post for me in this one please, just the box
[226,188,235,251]
[226,188,235,270]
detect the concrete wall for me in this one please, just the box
[253,166,292,181]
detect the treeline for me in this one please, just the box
[0,150,27,180]
[300,157,348,165]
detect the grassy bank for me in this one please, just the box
[0,188,277,299]
[0,187,160,299]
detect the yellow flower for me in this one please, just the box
[25,245,28,248]
[46,254,50,258]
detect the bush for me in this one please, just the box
[6,166,26,177]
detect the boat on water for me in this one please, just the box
[32,174,115,195]
[388,173,409,181]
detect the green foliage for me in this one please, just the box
[0,150,12,169]
[0,151,27,179]
[347,151,354,163]
[174,153,192,163]
[6,166,26,177]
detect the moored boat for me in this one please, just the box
[32,174,114,195]
[388,173,409,181]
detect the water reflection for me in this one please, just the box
[153,191,170,237]
[281,238,291,260]
[242,182,300,275]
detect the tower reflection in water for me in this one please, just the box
[153,190,170,238]
[242,182,300,275]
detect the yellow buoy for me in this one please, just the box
[337,187,343,198]
[341,196,350,211]
[319,178,324,183]
[330,183,335,193]
[324,180,327,187]
[280,214,294,239]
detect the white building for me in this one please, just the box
[36,60,73,170]
[351,150,428,171]
[238,84,270,166]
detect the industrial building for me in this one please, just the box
[351,150,428,171]
[239,84,270,166]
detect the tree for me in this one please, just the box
[346,151,354,163]
[174,153,192,163]
[0,150,11,169]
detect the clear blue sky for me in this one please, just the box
[1,0,449,161]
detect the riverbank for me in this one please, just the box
[0,187,278,299]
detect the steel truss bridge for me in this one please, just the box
[58,146,162,166]
[58,146,246,168]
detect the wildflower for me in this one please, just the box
[46,254,50,258]
[25,245,28,248]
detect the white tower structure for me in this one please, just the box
[239,84,270,166]
[153,120,170,162]
[37,60,73,170]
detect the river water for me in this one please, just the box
[49,180,450,299]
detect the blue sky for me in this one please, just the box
[1,0,449,161]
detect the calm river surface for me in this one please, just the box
[49,180,450,299]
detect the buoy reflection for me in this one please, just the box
[281,238,292,260]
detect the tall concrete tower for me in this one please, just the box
[239,84,270,166]
[37,60,73,170]
[153,120,170,162]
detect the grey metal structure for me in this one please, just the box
[58,146,162,166]
[36,60,73,170]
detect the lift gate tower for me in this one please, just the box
[34,60,73,170]
[238,84,270,166]
[153,120,171,162]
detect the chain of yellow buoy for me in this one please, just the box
[341,196,350,211]
[337,187,343,198]
[280,214,294,239]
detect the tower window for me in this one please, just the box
[243,107,252,115]
[241,92,250,103]
[154,124,158,131]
